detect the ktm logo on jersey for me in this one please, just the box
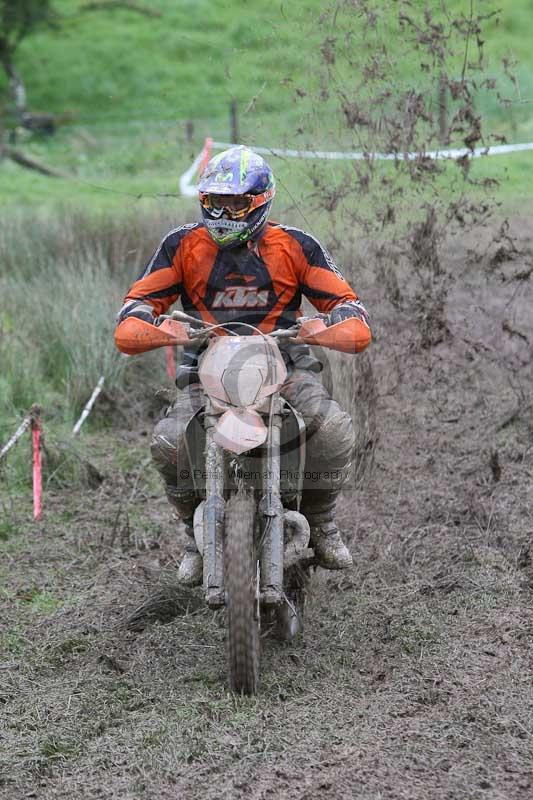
[213,287,269,308]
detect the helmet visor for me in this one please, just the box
[200,187,275,221]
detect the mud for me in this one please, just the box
[1,218,532,799]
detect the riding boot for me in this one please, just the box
[302,496,353,570]
[162,487,203,586]
[176,518,203,586]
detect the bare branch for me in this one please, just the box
[2,145,69,178]
[79,1,162,17]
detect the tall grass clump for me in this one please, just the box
[0,206,184,438]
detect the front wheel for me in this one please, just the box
[224,490,259,694]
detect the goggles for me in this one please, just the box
[199,188,274,220]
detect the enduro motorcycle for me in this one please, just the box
[115,312,369,694]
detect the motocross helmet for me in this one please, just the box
[198,145,275,249]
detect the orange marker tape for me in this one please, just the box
[199,137,213,174]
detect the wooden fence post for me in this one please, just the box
[230,99,239,144]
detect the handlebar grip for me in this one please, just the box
[296,318,328,339]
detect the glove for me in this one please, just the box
[116,300,155,326]
[328,300,370,327]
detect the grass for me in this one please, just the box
[6,0,323,123]
[0,207,177,434]
[1,0,533,213]
[1,128,531,222]
[4,0,531,129]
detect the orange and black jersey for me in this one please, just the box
[118,222,362,333]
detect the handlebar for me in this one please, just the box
[155,311,309,341]
[156,311,318,340]
[115,312,370,357]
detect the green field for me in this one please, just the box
[1,0,533,212]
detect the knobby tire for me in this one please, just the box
[224,490,259,695]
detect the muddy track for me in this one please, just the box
[1,219,532,799]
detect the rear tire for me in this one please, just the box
[224,490,259,694]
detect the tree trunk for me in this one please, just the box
[0,51,29,123]
[438,71,447,147]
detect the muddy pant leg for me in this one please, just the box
[280,369,355,521]
[150,385,204,521]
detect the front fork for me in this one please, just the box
[203,412,225,608]
[259,397,284,605]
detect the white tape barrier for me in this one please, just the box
[210,139,533,161]
[179,139,533,197]
[72,375,105,436]
[0,416,31,460]
[179,148,208,198]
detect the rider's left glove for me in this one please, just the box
[328,300,370,327]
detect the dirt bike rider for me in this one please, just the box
[115,145,371,585]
